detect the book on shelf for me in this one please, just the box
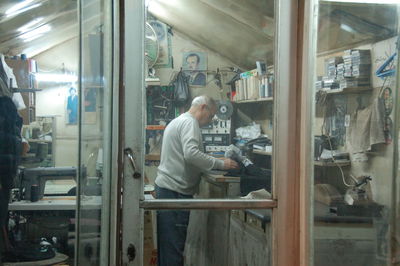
[234,69,273,101]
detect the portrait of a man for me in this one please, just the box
[182,52,207,86]
[84,87,96,112]
[67,87,78,124]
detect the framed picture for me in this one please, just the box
[182,52,207,86]
[83,87,97,124]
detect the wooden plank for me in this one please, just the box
[145,125,166,130]
[314,160,351,167]
[145,154,161,161]
[27,139,52,143]
[319,87,372,95]
[252,150,272,156]
[203,173,240,183]
[233,97,273,104]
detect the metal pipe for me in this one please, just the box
[139,199,277,210]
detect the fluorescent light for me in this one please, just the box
[6,0,42,17]
[340,23,356,33]
[19,24,51,42]
[35,73,78,83]
[322,0,400,4]
[148,1,168,17]
[18,18,44,33]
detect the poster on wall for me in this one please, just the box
[66,87,78,125]
[149,20,172,68]
[83,87,97,124]
[182,51,207,87]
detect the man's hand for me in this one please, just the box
[222,158,239,170]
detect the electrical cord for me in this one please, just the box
[326,134,354,187]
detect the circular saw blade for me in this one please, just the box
[216,100,233,120]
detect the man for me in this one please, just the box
[185,53,206,86]
[155,95,238,266]
[0,96,22,258]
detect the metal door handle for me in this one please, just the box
[124,148,141,179]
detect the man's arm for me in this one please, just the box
[181,119,235,170]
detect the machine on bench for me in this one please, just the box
[19,167,81,201]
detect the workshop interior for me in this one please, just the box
[0,0,399,265]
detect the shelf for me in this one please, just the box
[314,160,350,167]
[233,97,273,104]
[27,139,52,143]
[318,87,371,95]
[146,125,166,130]
[84,84,104,88]
[145,154,160,161]
[145,78,161,86]
[252,150,272,156]
[12,88,41,93]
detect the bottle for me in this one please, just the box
[30,184,39,202]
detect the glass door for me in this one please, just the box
[302,0,400,265]
[121,0,302,265]
[76,0,117,265]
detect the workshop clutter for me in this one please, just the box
[143,210,157,266]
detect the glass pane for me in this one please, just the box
[0,0,79,264]
[78,0,112,265]
[144,0,274,265]
[312,1,399,265]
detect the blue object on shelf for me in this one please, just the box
[376,52,397,79]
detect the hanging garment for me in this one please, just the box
[347,98,385,153]
[0,59,11,98]
[0,55,26,110]
[0,96,22,189]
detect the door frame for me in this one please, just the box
[119,0,308,265]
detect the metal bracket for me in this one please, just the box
[124,148,141,179]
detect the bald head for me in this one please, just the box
[189,95,217,127]
[191,95,217,110]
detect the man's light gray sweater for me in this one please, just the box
[155,112,224,195]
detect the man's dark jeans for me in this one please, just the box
[155,185,193,266]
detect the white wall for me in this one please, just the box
[33,38,79,168]
[33,37,103,175]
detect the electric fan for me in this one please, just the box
[145,22,159,68]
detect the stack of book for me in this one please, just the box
[339,49,371,89]
[234,69,272,101]
[322,77,339,90]
[315,76,323,90]
[316,50,371,91]
[326,57,343,79]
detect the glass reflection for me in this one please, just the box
[313,1,399,265]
